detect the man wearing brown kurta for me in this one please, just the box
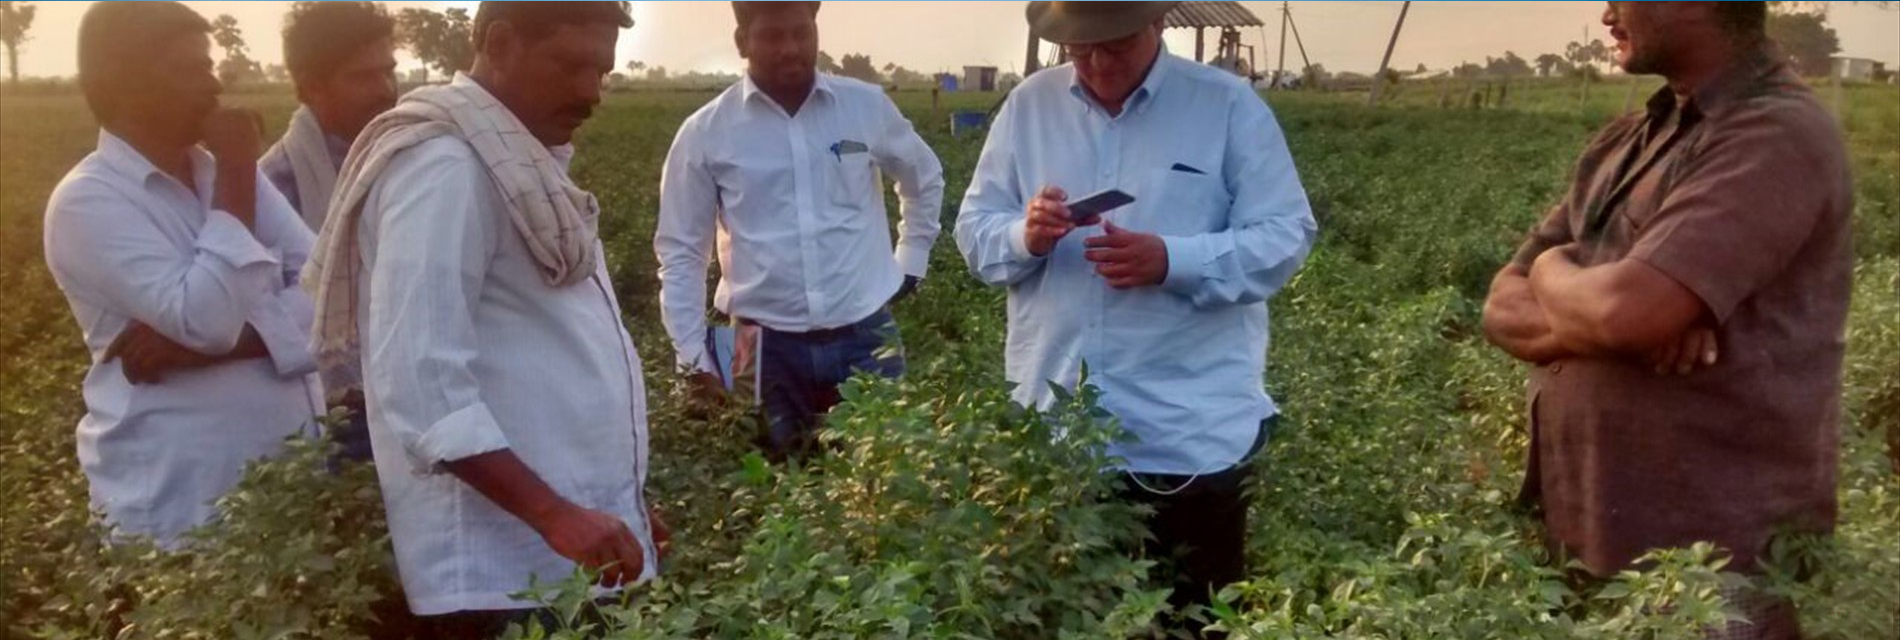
[1480,3,1851,639]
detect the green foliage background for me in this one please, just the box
[2,78,1895,638]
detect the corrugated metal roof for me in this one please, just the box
[1165,1,1265,29]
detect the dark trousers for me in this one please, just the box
[1118,417,1274,639]
[415,607,562,640]
[755,308,904,461]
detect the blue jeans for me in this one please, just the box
[756,308,905,461]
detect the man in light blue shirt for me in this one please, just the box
[955,2,1315,632]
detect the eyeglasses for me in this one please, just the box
[1062,34,1145,60]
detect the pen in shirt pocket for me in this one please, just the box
[829,139,868,161]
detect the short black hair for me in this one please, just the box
[78,1,211,123]
[283,1,395,85]
[473,1,633,48]
[1714,1,1767,37]
[732,1,821,32]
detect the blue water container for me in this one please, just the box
[951,111,988,136]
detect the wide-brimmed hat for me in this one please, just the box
[1025,1,1178,45]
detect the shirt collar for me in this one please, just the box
[95,129,214,190]
[740,71,833,112]
[1067,44,1172,118]
[1681,46,1787,119]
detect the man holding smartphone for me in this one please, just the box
[44,1,323,545]
[955,2,1315,635]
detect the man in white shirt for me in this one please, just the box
[956,2,1316,635]
[260,0,398,464]
[303,2,660,635]
[43,1,323,545]
[656,1,944,461]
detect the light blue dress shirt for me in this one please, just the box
[955,51,1317,476]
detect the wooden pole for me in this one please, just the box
[1195,26,1206,62]
[1274,1,1289,89]
[1287,5,1314,85]
[1368,0,1411,106]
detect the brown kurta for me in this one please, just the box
[1509,52,1853,576]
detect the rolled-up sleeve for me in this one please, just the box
[363,141,510,474]
[44,177,279,355]
[869,94,945,278]
[955,95,1048,287]
[1158,94,1316,308]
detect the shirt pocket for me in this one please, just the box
[1147,167,1230,235]
[829,152,876,208]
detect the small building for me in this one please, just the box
[1830,56,1882,82]
[963,66,998,92]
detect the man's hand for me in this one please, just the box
[201,107,265,165]
[1025,186,1079,257]
[445,450,646,588]
[686,371,728,417]
[1645,326,1719,375]
[1082,221,1168,288]
[650,505,672,560]
[104,321,222,384]
[201,107,264,229]
[531,502,646,587]
[890,275,922,304]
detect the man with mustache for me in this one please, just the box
[1482,3,1851,638]
[656,1,944,461]
[302,2,662,635]
[260,0,398,464]
[43,1,323,545]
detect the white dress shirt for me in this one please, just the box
[656,73,944,373]
[356,135,655,615]
[956,52,1317,476]
[43,131,323,544]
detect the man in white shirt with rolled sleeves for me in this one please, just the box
[656,1,944,461]
[43,1,322,546]
[302,3,660,634]
[955,2,1315,635]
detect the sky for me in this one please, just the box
[5,1,1897,80]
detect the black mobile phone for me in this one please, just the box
[1066,189,1135,224]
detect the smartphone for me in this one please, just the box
[1065,189,1135,224]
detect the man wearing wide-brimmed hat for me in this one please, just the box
[956,2,1316,635]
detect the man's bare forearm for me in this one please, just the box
[443,449,572,532]
[1482,266,1571,364]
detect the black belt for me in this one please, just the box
[737,309,886,343]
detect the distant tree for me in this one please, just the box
[1485,51,1532,78]
[1302,63,1328,86]
[1564,38,1610,73]
[816,50,842,74]
[838,53,882,83]
[626,60,646,75]
[1766,11,1839,76]
[1451,61,1484,79]
[647,65,667,81]
[0,1,36,84]
[264,63,289,84]
[397,7,474,82]
[1534,53,1564,77]
[1413,62,1427,74]
[211,14,264,86]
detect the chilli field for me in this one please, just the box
[2,79,1896,639]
